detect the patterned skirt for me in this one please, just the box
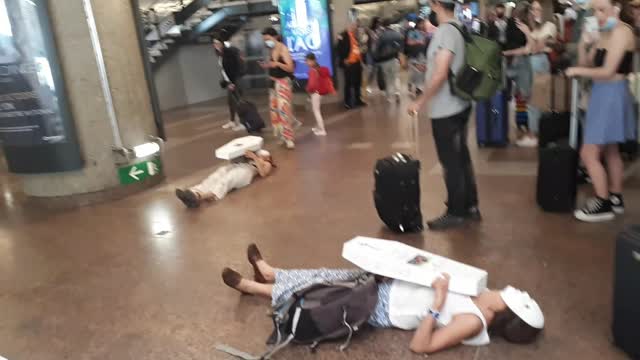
[271,269,394,328]
[270,78,295,142]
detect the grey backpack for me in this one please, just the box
[216,273,379,359]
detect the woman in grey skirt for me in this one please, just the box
[566,0,637,222]
[221,244,545,355]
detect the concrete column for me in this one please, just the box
[17,0,161,201]
[331,0,354,38]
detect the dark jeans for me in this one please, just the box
[227,85,242,123]
[431,107,478,217]
[343,62,363,107]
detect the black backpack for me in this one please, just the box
[216,273,379,359]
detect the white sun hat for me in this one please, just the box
[500,286,545,329]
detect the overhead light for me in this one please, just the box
[133,142,161,158]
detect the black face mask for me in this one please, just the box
[429,11,439,27]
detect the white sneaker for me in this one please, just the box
[312,128,327,136]
[222,121,235,129]
[285,140,295,149]
[516,137,538,147]
[232,124,246,132]
[609,194,625,215]
[366,87,373,94]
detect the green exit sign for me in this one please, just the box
[118,157,162,185]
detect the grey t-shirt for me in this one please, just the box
[425,21,471,119]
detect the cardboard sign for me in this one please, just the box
[342,237,488,296]
[215,136,264,160]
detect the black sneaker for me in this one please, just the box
[175,189,200,209]
[574,197,615,222]
[427,213,467,231]
[609,193,625,215]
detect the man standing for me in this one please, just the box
[408,0,480,230]
[375,19,404,102]
[337,21,366,109]
[213,38,246,131]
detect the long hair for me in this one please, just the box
[513,1,532,26]
[615,0,635,26]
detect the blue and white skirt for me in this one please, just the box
[271,268,394,328]
[584,80,637,145]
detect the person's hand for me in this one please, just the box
[244,150,257,158]
[565,67,579,77]
[431,273,451,293]
[407,101,422,116]
[228,83,236,91]
[516,20,531,36]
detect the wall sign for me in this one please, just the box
[0,0,83,173]
[277,0,334,80]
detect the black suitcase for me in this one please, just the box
[536,78,580,213]
[374,153,423,233]
[612,225,640,359]
[235,94,265,133]
[536,141,578,212]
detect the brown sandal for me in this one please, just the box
[247,243,267,284]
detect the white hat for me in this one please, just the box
[256,149,271,157]
[500,286,545,329]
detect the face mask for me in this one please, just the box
[265,40,276,48]
[429,11,439,27]
[599,17,617,32]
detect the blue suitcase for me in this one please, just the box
[476,91,509,147]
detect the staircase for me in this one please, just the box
[142,0,277,70]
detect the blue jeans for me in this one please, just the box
[528,54,551,134]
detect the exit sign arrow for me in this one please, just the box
[118,157,163,185]
[129,166,144,181]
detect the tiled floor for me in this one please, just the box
[0,91,638,360]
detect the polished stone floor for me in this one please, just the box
[1,90,639,360]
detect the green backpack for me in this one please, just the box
[448,23,503,101]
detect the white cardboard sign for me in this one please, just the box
[215,136,264,160]
[342,237,488,296]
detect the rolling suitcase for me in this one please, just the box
[612,225,640,359]
[536,78,580,212]
[538,74,572,148]
[234,93,265,133]
[374,153,423,233]
[475,90,509,147]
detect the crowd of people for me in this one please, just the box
[198,0,639,223]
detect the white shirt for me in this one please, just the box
[388,280,490,346]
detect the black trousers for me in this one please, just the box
[343,62,363,107]
[227,85,242,123]
[431,107,478,217]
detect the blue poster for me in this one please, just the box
[278,0,334,80]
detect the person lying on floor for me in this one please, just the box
[175,150,274,208]
[222,244,545,355]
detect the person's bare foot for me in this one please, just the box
[221,268,248,294]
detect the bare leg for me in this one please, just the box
[581,144,608,198]
[604,144,624,194]
[237,279,273,299]
[256,259,276,283]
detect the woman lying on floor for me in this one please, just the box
[222,244,545,355]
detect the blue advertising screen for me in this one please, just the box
[278,0,334,80]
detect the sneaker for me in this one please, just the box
[515,136,538,147]
[366,87,373,94]
[427,213,467,231]
[285,140,295,149]
[312,128,327,136]
[222,121,235,129]
[232,123,246,132]
[609,193,625,215]
[574,197,615,222]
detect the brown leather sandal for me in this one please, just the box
[247,243,267,284]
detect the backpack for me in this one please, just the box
[316,66,335,95]
[216,273,379,359]
[374,30,403,62]
[448,23,503,101]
